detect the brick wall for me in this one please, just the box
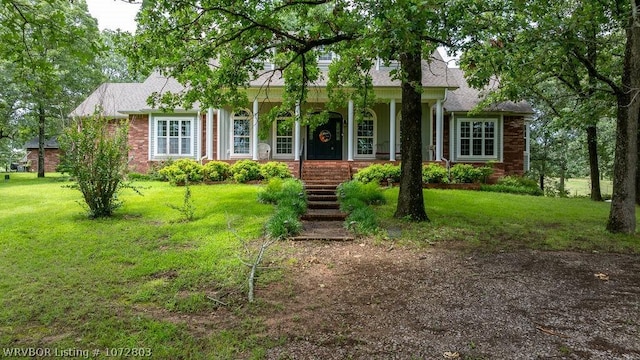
[502,116,525,176]
[128,114,150,173]
[26,148,61,173]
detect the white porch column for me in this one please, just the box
[216,109,222,160]
[294,102,301,161]
[252,99,259,160]
[389,99,396,162]
[206,108,214,160]
[435,99,443,161]
[347,99,354,161]
[196,111,202,161]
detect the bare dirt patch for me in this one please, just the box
[258,240,640,359]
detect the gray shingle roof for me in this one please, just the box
[444,68,533,114]
[24,136,59,149]
[72,53,531,117]
[70,75,190,118]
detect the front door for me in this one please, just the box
[307,113,343,160]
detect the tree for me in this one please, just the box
[97,29,148,83]
[129,0,457,221]
[0,0,103,177]
[453,0,639,233]
[59,115,130,218]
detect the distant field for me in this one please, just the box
[563,178,613,197]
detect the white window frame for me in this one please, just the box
[356,109,377,159]
[457,118,498,159]
[317,45,335,64]
[231,109,252,157]
[272,112,294,159]
[154,116,195,157]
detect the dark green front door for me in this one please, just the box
[307,113,343,160]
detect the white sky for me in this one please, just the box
[86,0,141,33]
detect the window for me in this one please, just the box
[317,46,334,63]
[357,110,376,156]
[156,118,193,156]
[232,110,251,155]
[459,119,496,157]
[274,113,293,156]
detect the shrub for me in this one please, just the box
[480,176,543,196]
[259,161,292,180]
[203,161,231,182]
[128,172,151,181]
[337,180,386,205]
[450,164,483,183]
[265,207,303,239]
[158,159,204,185]
[353,163,400,184]
[230,160,262,183]
[259,178,306,239]
[147,160,173,181]
[59,115,131,218]
[422,163,449,184]
[336,180,384,235]
[346,206,378,235]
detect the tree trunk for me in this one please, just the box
[607,20,639,234]
[586,125,603,201]
[37,103,46,178]
[394,50,428,221]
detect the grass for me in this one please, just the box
[378,187,640,253]
[1,173,638,359]
[563,177,613,197]
[0,173,275,358]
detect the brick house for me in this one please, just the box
[23,137,61,173]
[71,51,532,179]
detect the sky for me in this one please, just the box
[86,0,141,33]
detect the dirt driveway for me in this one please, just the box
[260,241,640,359]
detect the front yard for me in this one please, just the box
[1,173,638,359]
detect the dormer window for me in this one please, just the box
[317,46,334,63]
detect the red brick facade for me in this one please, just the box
[435,114,525,177]
[127,114,150,173]
[25,148,61,173]
[502,116,525,176]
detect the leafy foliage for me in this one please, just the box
[480,176,543,196]
[159,159,204,185]
[59,115,130,218]
[230,160,262,183]
[203,161,231,182]
[259,178,306,239]
[167,182,197,222]
[353,164,401,184]
[337,180,385,234]
[259,161,292,180]
[450,164,483,184]
[422,163,449,184]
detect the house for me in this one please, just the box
[23,136,61,173]
[71,51,532,180]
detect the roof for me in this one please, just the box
[444,68,533,114]
[70,76,189,118]
[24,136,59,149]
[71,52,531,117]
[251,51,459,89]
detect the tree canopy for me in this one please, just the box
[131,0,459,220]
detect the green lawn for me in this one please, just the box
[378,187,640,253]
[1,174,638,359]
[0,173,274,359]
[564,177,613,197]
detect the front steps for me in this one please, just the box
[292,182,354,241]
